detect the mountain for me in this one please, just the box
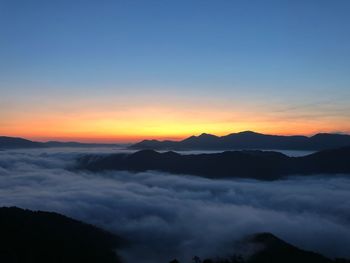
[244,233,332,263]
[77,146,350,180]
[130,131,350,151]
[0,136,123,149]
[191,233,336,263]
[1,207,347,263]
[0,136,43,149]
[0,207,123,263]
[3,132,350,151]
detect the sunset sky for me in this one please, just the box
[1,0,350,142]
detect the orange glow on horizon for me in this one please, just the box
[2,119,349,143]
[1,103,349,143]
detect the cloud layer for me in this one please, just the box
[0,148,350,263]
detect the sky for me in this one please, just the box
[1,0,350,142]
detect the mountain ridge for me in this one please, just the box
[0,136,123,149]
[77,146,350,180]
[130,131,350,151]
[2,131,350,151]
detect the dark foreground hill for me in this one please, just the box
[0,207,348,263]
[78,146,350,180]
[0,207,123,263]
[131,131,350,151]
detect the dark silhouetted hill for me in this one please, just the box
[131,131,350,151]
[244,233,332,263]
[0,209,347,263]
[2,132,350,151]
[0,207,124,263]
[188,233,337,263]
[78,147,350,180]
[0,136,43,149]
[0,136,122,149]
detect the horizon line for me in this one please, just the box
[2,130,350,144]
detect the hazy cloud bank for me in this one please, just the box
[0,148,349,263]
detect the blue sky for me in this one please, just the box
[1,0,350,141]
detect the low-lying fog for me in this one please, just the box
[0,148,349,263]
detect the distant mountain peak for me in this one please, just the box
[237,130,261,135]
[250,232,282,243]
[198,133,217,138]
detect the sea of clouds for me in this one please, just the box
[0,148,349,263]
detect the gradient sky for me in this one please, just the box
[1,0,350,142]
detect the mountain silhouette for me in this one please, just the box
[1,207,347,263]
[194,232,335,263]
[130,131,350,151]
[0,207,123,263]
[2,132,350,151]
[244,233,332,263]
[0,136,121,149]
[78,146,350,180]
[0,136,43,149]
[169,232,349,263]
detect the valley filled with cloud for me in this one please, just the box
[0,148,349,263]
